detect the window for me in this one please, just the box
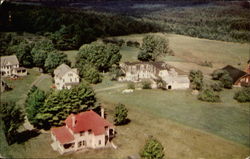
[99,140,101,145]
[70,78,72,82]
[78,141,82,147]
[82,140,86,146]
[68,73,73,77]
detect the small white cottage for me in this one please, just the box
[53,64,80,90]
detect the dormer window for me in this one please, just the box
[80,131,84,136]
[88,129,92,134]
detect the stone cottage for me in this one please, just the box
[118,61,190,90]
[51,110,115,154]
[54,64,80,90]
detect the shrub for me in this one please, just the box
[109,66,124,81]
[142,81,152,89]
[220,74,233,89]
[210,82,223,92]
[114,103,128,125]
[126,40,140,48]
[140,136,164,159]
[127,82,135,89]
[234,87,250,103]
[211,69,228,80]
[189,70,204,90]
[198,88,220,102]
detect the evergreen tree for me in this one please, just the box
[35,83,96,128]
[114,103,128,125]
[140,136,165,159]
[0,102,25,145]
[25,87,46,127]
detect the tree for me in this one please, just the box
[25,86,46,127]
[9,42,33,67]
[0,102,25,145]
[140,136,164,159]
[114,103,128,125]
[138,35,172,61]
[81,64,102,84]
[210,82,223,92]
[76,42,121,72]
[220,74,233,89]
[234,87,250,103]
[198,88,220,102]
[44,51,69,73]
[189,70,204,90]
[31,40,55,68]
[109,66,124,81]
[35,83,96,128]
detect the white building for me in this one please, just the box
[51,110,115,154]
[119,61,190,90]
[0,55,27,77]
[54,64,80,90]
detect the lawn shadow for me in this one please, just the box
[16,129,40,144]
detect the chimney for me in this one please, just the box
[72,115,76,127]
[101,107,105,118]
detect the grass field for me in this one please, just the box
[0,68,41,105]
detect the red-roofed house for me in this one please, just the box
[51,110,115,154]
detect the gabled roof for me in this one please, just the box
[222,65,246,83]
[123,61,170,70]
[65,110,113,136]
[0,55,19,66]
[51,126,74,144]
[54,63,78,78]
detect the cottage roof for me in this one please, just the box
[51,126,74,144]
[65,110,113,136]
[123,61,170,70]
[54,63,77,78]
[222,65,246,83]
[0,55,19,66]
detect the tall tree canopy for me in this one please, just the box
[189,70,204,90]
[31,40,55,68]
[25,86,46,127]
[76,42,121,72]
[138,35,172,61]
[35,83,96,128]
[0,102,25,145]
[44,51,69,73]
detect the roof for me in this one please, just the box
[222,65,246,83]
[13,67,26,71]
[123,61,170,70]
[54,63,77,78]
[51,126,74,144]
[164,75,190,83]
[0,55,19,66]
[64,82,79,86]
[65,110,113,136]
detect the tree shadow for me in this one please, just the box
[15,129,40,144]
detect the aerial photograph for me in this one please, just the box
[0,0,249,158]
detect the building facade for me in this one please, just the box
[119,61,190,90]
[51,110,115,154]
[54,64,80,90]
[0,55,27,77]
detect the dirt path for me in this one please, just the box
[94,83,127,93]
[31,74,51,87]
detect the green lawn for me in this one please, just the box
[0,68,41,106]
[96,88,250,147]
[120,46,140,62]
[35,75,53,93]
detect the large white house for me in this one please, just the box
[51,110,115,154]
[119,61,190,90]
[0,55,27,77]
[54,64,80,90]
